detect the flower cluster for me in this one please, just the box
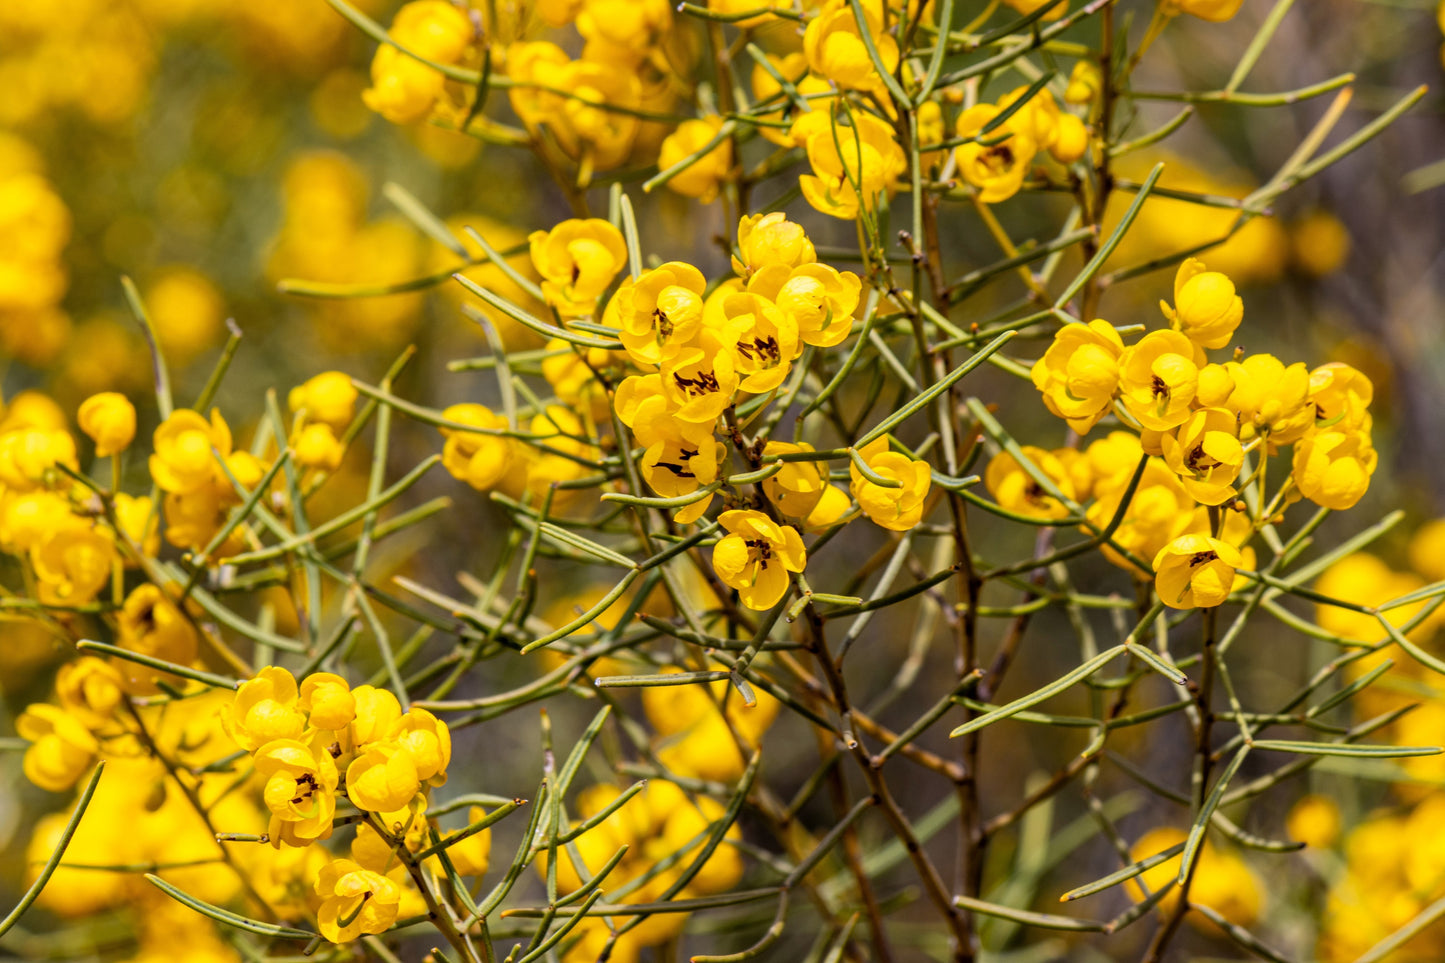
[223,665,456,942]
[1004,258,1377,608]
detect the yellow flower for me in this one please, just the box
[661,330,740,425]
[30,524,113,606]
[349,685,405,749]
[577,0,673,67]
[1159,258,1243,350]
[288,372,358,431]
[1065,60,1101,104]
[438,403,516,492]
[632,400,726,525]
[292,423,345,472]
[316,859,401,943]
[388,708,452,786]
[719,292,799,394]
[657,118,732,203]
[984,447,1077,520]
[1161,0,1245,22]
[954,104,1037,204]
[1288,795,1342,849]
[116,584,199,695]
[300,673,357,731]
[547,60,643,171]
[77,392,136,458]
[346,742,421,813]
[1292,427,1376,511]
[362,1,474,124]
[1117,329,1199,432]
[1309,362,1373,430]
[849,437,932,531]
[1153,533,1243,609]
[1226,354,1314,445]
[56,657,124,731]
[733,212,816,278]
[255,736,340,842]
[1159,407,1243,506]
[761,441,829,520]
[224,666,308,752]
[797,485,849,532]
[149,408,232,495]
[0,427,78,492]
[797,110,906,220]
[528,218,628,317]
[619,261,707,366]
[747,263,861,349]
[998,85,1062,153]
[803,0,900,93]
[18,703,97,792]
[712,509,806,611]
[1030,319,1125,433]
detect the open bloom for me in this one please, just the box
[1030,320,1125,433]
[316,859,401,943]
[954,104,1037,204]
[1153,534,1243,609]
[761,441,829,520]
[149,409,232,495]
[619,262,707,366]
[1292,428,1377,510]
[116,584,198,695]
[712,510,806,611]
[803,0,900,93]
[719,292,799,394]
[748,263,860,349]
[1222,354,1314,446]
[985,448,1077,520]
[657,118,732,204]
[661,330,740,425]
[632,398,726,524]
[1160,258,1243,350]
[439,403,516,492]
[1309,362,1373,430]
[1160,407,1244,506]
[362,1,475,124]
[528,219,627,317]
[849,438,932,531]
[797,111,906,220]
[18,704,97,792]
[56,657,125,731]
[255,736,340,842]
[1118,330,1199,432]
